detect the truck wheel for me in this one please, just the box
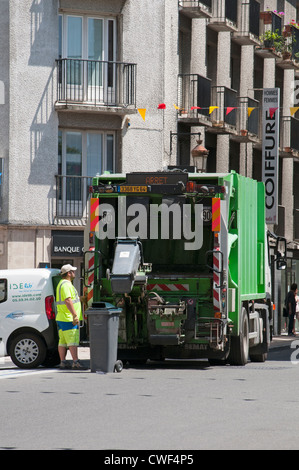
[228,307,249,366]
[9,332,47,369]
[114,360,123,373]
[42,349,60,368]
[249,306,269,363]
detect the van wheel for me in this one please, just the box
[9,333,47,369]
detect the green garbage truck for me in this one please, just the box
[84,170,286,366]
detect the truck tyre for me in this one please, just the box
[228,307,249,366]
[249,306,269,363]
[9,332,47,369]
[42,348,60,368]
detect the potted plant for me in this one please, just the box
[278,34,295,60]
[260,11,273,25]
[259,29,283,51]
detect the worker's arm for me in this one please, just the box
[65,297,79,325]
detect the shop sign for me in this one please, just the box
[52,231,84,257]
[262,88,280,225]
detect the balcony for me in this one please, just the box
[209,0,238,32]
[233,0,260,46]
[177,75,238,134]
[232,96,260,143]
[177,74,212,126]
[280,116,299,158]
[275,205,285,238]
[255,11,282,59]
[54,175,92,223]
[277,25,299,70]
[55,59,137,114]
[209,86,238,134]
[294,209,299,241]
[178,0,212,18]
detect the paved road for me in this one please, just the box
[0,337,298,451]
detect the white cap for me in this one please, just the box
[60,264,77,274]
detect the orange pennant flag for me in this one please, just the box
[290,107,299,116]
[248,107,256,117]
[138,108,146,121]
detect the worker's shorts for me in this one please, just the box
[57,322,79,348]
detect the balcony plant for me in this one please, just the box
[259,29,283,51]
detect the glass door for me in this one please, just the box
[59,131,82,216]
[87,18,116,104]
[60,14,116,105]
[87,18,103,102]
[67,16,83,101]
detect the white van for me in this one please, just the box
[0,268,61,368]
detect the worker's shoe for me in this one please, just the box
[72,360,88,370]
[59,360,72,370]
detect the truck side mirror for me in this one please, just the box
[276,258,286,270]
[275,237,286,270]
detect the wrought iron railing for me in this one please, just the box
[55,175,93,219]
[239,0,260,37]
[212,0,237,23]
[281,116,299,152]
[211,85,238,126]
[56,59,137,108]
[178,74,211,117]
[238,96,260,136]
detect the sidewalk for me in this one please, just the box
[270,334,298,350]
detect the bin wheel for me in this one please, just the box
[114,360,123,373]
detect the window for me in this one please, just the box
[0,279,7,303]
[58,130,115,177]
[59,14,116,62]
[59,14,116,99]
[57,130,115,215]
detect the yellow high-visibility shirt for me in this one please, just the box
[56,279,82,322]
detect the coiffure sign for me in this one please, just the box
[262,88,280,225]
[52,230,84,257]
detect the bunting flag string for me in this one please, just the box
[136,104,299,121]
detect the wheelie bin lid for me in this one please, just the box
[86,302,122,315]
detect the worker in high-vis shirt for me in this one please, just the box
[56,264,87,370]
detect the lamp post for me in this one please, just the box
[191,139,209,172]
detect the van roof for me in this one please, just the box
[0,268,60,277]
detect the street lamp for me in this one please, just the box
[191,139,209,172]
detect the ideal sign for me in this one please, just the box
[262,88,280,225]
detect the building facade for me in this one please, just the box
[0,0,299,332]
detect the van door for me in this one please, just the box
[0,278,7,357]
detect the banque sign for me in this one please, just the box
[52,231,84,257]
[262,88,280,225]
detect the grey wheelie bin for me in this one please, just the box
[86,302,123,373]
